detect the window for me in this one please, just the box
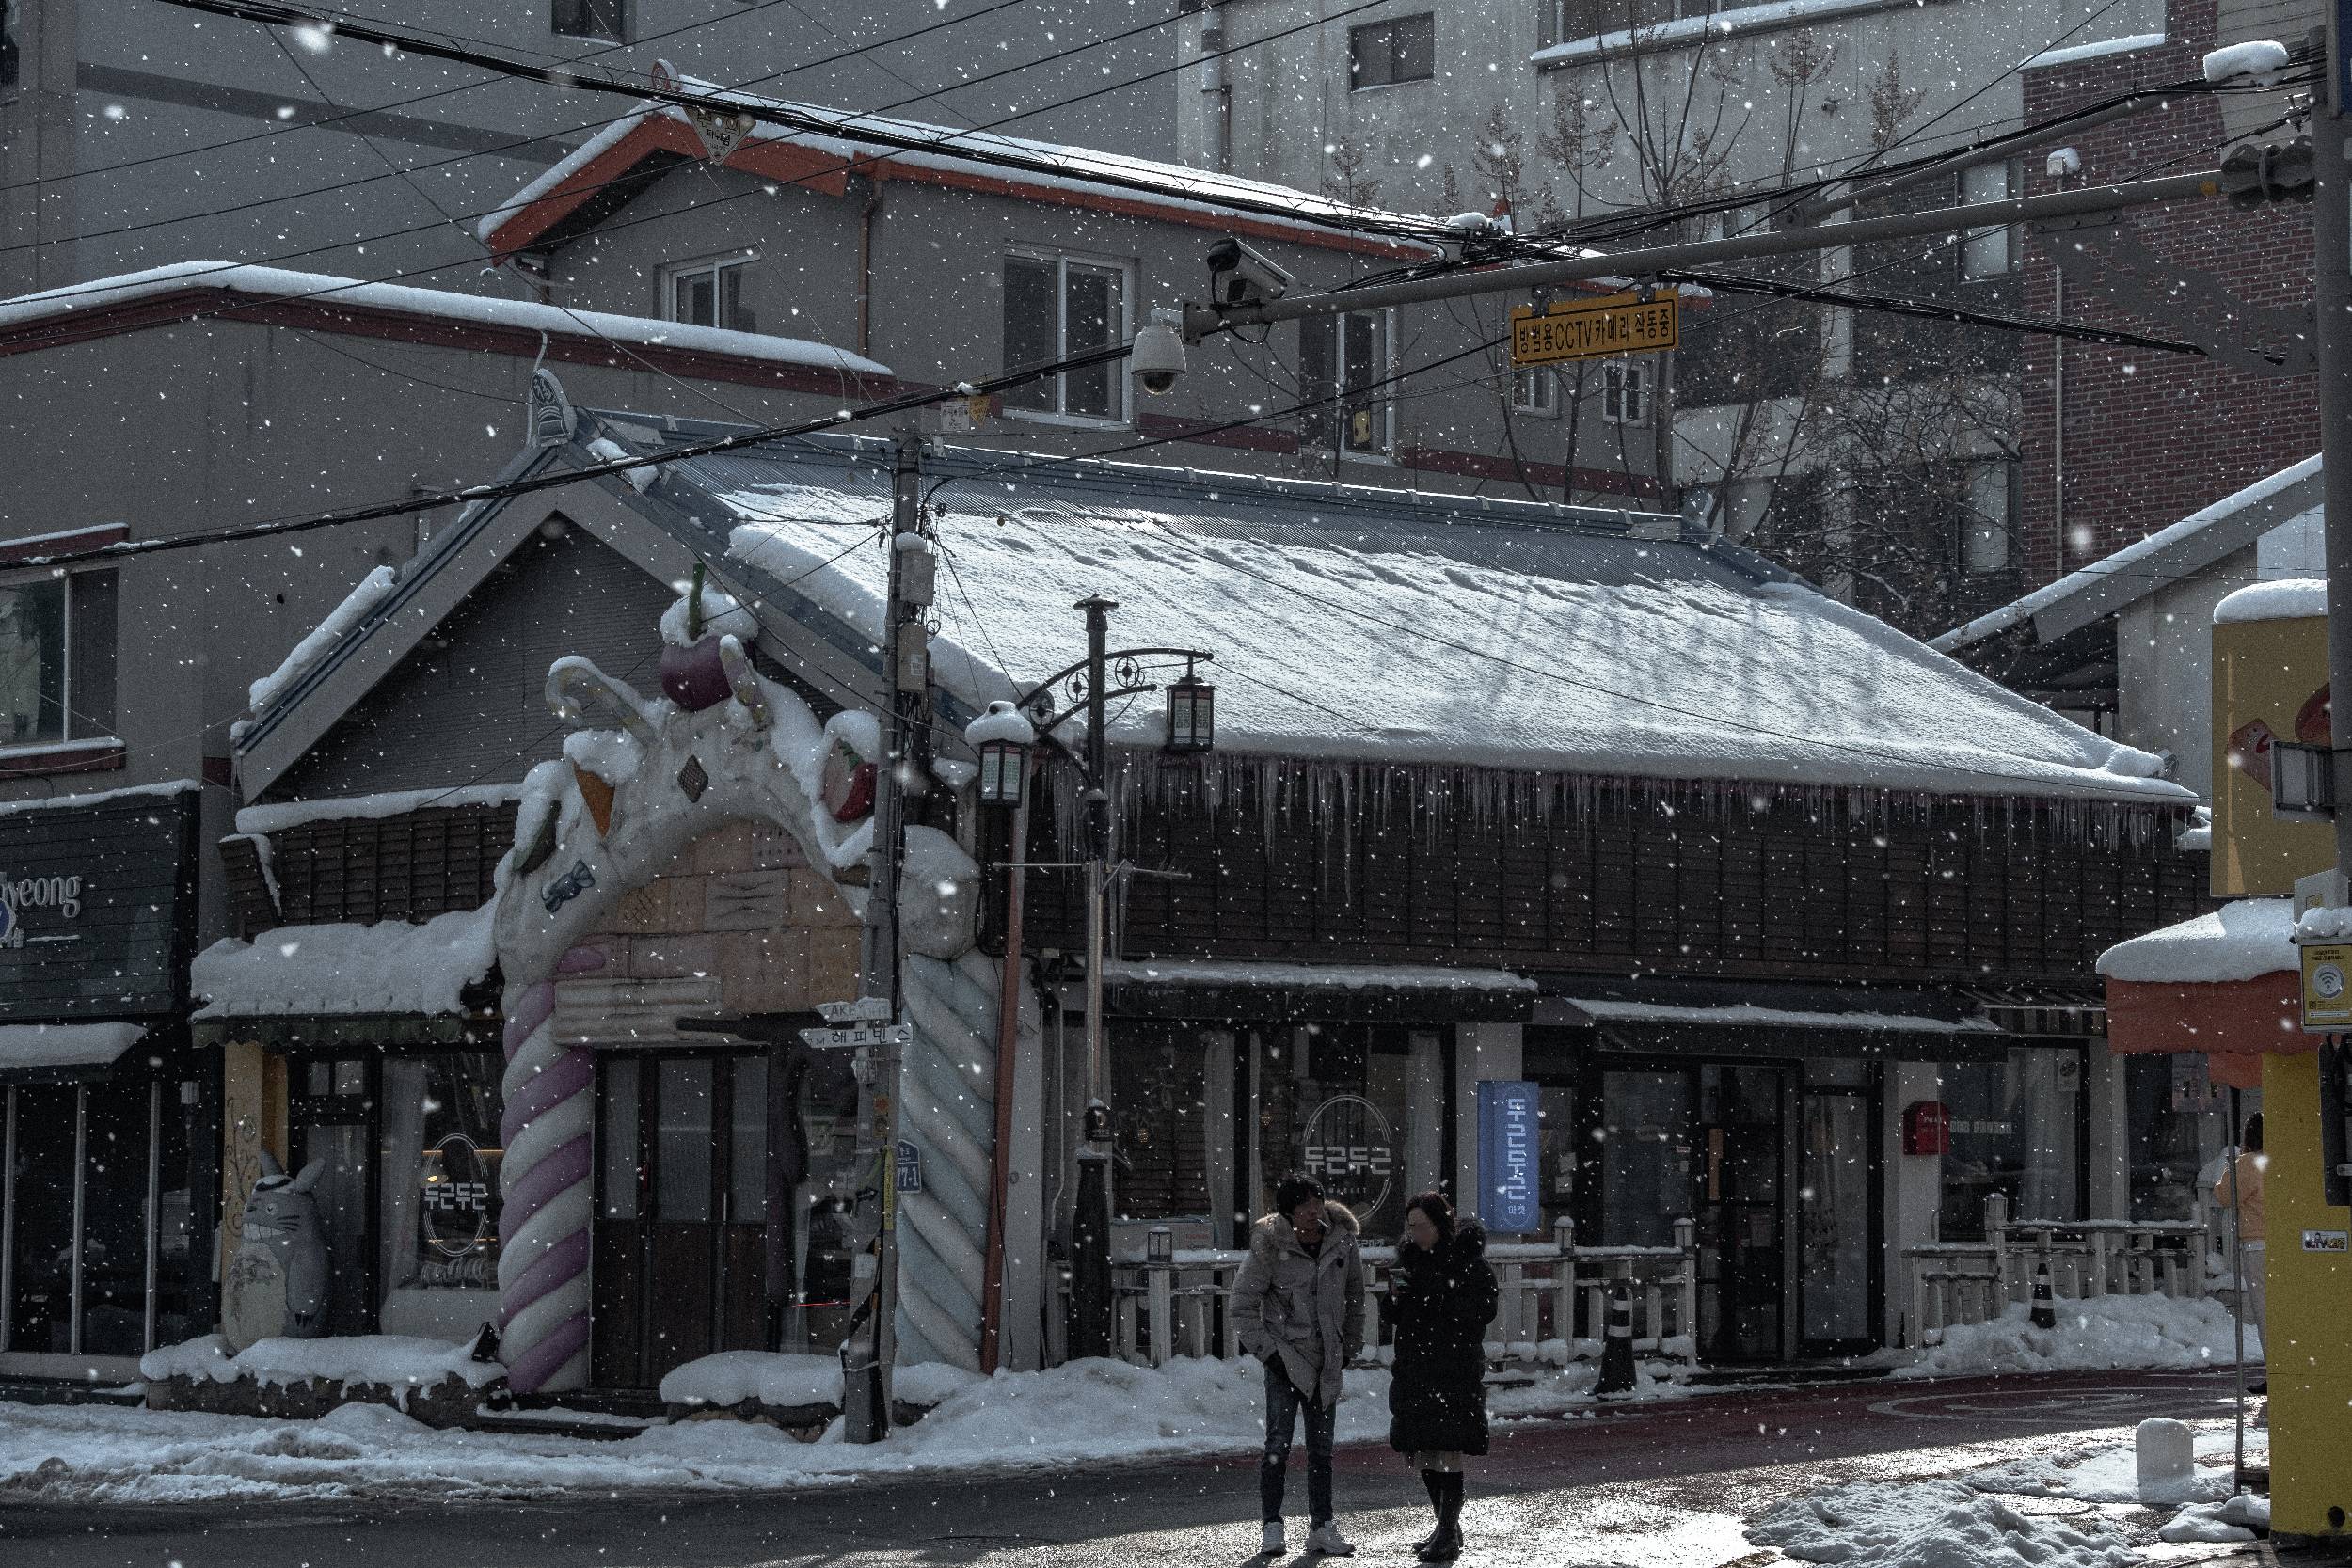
[1550,0,1771,44]
[552,0,628,41]
[1960,161,2016,279]
[1301,309,1394,458]
[1600,358,1650,424]
[0,572,113,749]
[1963,459,2016,572]
[2,0,20,91]
[1511,365,1559,417]
[1001,252,1131,423]
[1348,13,1435,89]
[666,257,756,335]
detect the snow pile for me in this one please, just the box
[1972,1423,2255,1507]
[1749,1480,2137,1568]
[2161,1494,2269,1543]
[722,475,2187,804]
[2297,904,2352,942]
[249,565,397,712]
[2202,40,2288,85]
[2030,34,2165,71]
[1899,1295,2257,1379]
[660,1352,841,1410]
[140,1335,502,1400]
[0,1022,145,1071]
[658,579,759,648]
[2215,577,2325,626]
[2096,898,2294,984]
[192,906,498,1019]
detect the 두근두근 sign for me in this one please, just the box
[1477,1081,1543,1235]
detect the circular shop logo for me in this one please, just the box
[1300,1094,1395,1219]
[420,1133,497,1259]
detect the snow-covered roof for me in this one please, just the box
[1531,0,1901,69]
[1558,998,2002,1035]
[0,779,198,818]
[2028,32,2168,71]
[236,784,524,836]
[2214,577,2325,626]
[2096,898,2294,985]
[0,1022,146,1073]
[664,431,2186,804]
[477,97,1441,259]
[0,262,891,380]
[191,908,497,1020]
[1934,455,2322,653]
[1102,958,1537,994]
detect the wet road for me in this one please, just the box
[0,1368,2253,1568]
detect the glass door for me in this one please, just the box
[1697,1065,1788,1364]
[1800,1087,1876,1354]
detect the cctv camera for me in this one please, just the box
[1205,237,1295,310]
[1130,320,1187,395]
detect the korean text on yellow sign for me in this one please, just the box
[1509,290,1679,366]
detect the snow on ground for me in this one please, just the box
[2159,1494,2269,1544]
[0,1354,1682,1504]
[1895,1296,2255,1380]
[1969,1424,2264,1507]
[1749,1479,2139,1568]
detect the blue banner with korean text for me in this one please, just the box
[1476,1080,1543,1235]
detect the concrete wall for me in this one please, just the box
[2,0,1180,294]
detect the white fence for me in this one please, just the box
[1902,1194,2217,1344]
[1049,1218,1702,1370]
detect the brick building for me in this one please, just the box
[2015,0,2317,587]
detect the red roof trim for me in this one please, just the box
[0,525,128,565]
[479,115,1430,262]
[0,741,127,780]
[0,286,894,398]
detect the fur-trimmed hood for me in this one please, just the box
[1251,1198,1359,1254]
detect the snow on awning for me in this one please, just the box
[2098,898,2305,1085]
[1558,997,2004,1034]
[0,1022,147,1081]
[1549,994,2014,1061]
[192,908,497,1031]
[1103,958,1536,1023]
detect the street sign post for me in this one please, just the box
[801,1022,914,1050]
[1507,290,1680,367]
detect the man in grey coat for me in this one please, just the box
[1232,1171,1365,1558]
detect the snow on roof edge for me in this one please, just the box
[0,779,199,818]
[0,261,891,378]
[236,784,525,837]
[2214,576,2325,626]
[1932,454,2322,651]
[2098,897,2294,985]
[2026,32,2168,70]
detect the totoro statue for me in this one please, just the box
[221,1152,330,1351]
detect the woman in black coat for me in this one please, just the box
[1387,1191,1499,1561]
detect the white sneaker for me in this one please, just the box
[1305,1522,1356,1557]
[1261,1519,1286,1556]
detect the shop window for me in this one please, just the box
[1001,252,1131,423]
[1938,1048,2083,1241]
[1112,1027,1210,1220]
[1300,309,1394,459]
[0,571,115,749]
[1257,1025,1425,1245]
[380,1053,504,1300]
[552,0,627,41]
[2125,1054,2248,1221]
[1348,13,1435,89]
[666,256,756,335]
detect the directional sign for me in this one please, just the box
[817,997,895,1023]
[1510,289,1679,366]
[800,1022,914,1051]
[896,1139,924,1195]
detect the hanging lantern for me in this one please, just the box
[1165,667,1216,753]
[965,699,1036,808]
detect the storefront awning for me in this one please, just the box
[0,1022,148,1083]
[1534,984,2017,1062]
[2098,897,2305,1088]
[189,908,501,1051]
[1102,959,1537,1023]
[190,1012,497,1052]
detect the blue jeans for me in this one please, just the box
[1260,1357,1335,1526]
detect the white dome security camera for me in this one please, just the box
[1130,320,1188,395]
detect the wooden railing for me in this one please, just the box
[1047,1218,1702,1371]
[1902,1194,2217,1345]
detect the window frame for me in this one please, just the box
[1599,358,1651,425]
[1301,307,1400,462]
[551,0,628,43]
[1347,12,1436,91]
[1510,364,1560,418]
[1962,457,2018,574]
[999,247,1136,429]
[0,566,113,753]
[1959,161,2019,280]
[660,253,758,335]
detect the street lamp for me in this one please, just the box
[1165,663,1216,753]
[968,700,1037,808]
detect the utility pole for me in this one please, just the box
[2319,17,2352,876]
[844,433,930,1443]
[1068,594,1118,1360]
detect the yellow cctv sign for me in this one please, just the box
[2302,942,2352,1031]
[1510,290,1679,365]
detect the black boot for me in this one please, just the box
[1418,1474,1464,1561]
[1413,1470,1444,1553]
